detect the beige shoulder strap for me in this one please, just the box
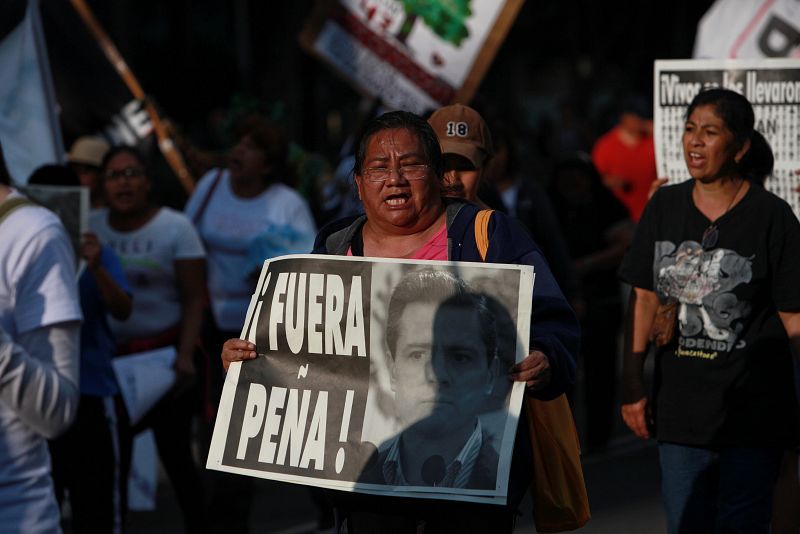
[0,197,33,226]
[474,209,494,262]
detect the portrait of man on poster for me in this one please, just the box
[360,269,509,489]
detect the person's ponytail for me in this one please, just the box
[739,130,773,186]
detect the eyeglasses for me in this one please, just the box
[362,164,429,182]
[104,167,145,180]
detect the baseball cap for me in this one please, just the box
[428,104,494,168]
[67,136,110,167]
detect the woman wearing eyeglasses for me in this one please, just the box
[90,145,208,532]
[619,88,800,533]
[222,111,580,533]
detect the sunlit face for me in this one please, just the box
[683,104,749,184]
[229,134,270,181]
[391,301,493,438]
[442,154,481,201]
[103,152,149,215]
[355,128,442,233]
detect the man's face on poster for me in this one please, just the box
[390,301,495,438]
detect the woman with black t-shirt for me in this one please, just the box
[618,88,800,533]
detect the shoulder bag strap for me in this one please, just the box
[0,197,33,227]
[474,209,494,261]
[191,168,224,226]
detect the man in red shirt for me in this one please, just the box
[592,96,657,222]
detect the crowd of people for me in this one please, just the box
[0,86,798,534]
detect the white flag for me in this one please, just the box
[0,0,64,184]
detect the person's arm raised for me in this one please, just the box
[83,233,132,320]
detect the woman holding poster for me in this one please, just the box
[619,88,800,533]
[223,111,580,532]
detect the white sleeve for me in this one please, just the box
[14,223,82,334]
[0,323,80,438]
[173,213,206,260]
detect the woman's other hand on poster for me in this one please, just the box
[222,338,257,371]
[509,349,551,390]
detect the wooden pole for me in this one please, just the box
[453,0,525,105]
[69,0,195,193]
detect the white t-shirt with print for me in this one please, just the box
[91,207,205,344]
[185,169,317,331]
[0,189,82,532]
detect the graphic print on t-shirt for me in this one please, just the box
[654,240,752,358]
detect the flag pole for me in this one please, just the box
[68,0,195,193]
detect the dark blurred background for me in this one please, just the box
[65,0,713,166]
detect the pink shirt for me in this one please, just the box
[347,224,448,260]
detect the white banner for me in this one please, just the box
[694,0,800,59]
[654,58,800,218]
[207,255,533,505]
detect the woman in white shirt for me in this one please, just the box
[92,146,207,532]
[184,116,319,531]
[185,117,316,388]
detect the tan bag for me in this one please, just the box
[525,396,590,531]
[649,300,679,348]
[474,210,590,532]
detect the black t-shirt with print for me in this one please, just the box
[619,179,800,447]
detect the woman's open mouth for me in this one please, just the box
[687,151,706,168]
[384,193,410,208]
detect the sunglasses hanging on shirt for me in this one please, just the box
[699,179,744,251]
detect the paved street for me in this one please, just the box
[123,435,665,533]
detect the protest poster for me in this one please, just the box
[693,0,799,59]
[299,0,524,114]
[654,58,800,218]
[19,184,89,272]
[207,255,533,504]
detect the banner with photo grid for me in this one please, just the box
[654,58,800,219]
